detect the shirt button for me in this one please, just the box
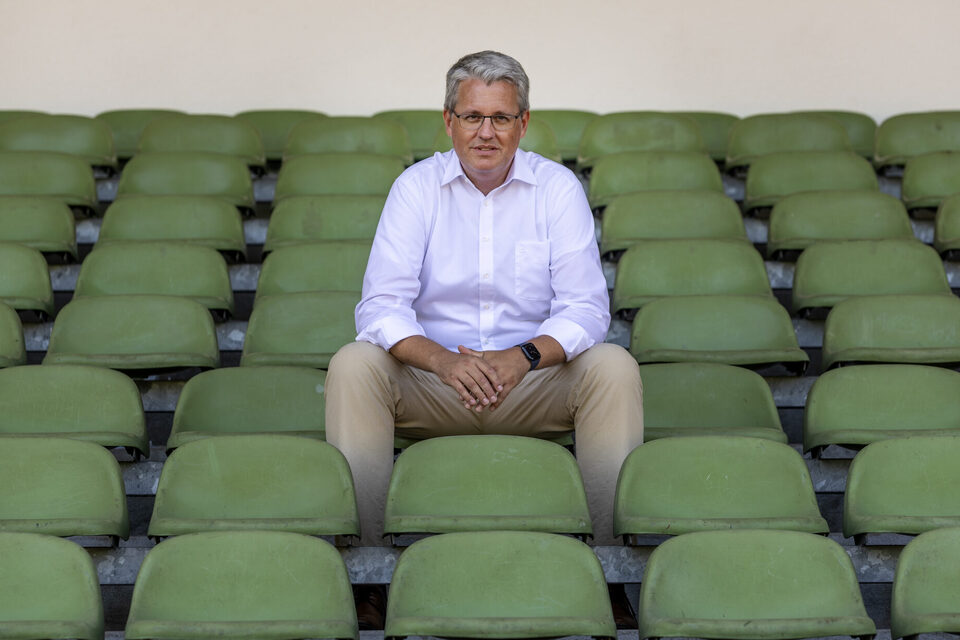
[482,273,490,279]
[481,236,490,242]
[483,304,490,310]
[484,201,491,208]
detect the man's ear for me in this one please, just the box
[442,110,454,137]
[518,110,530,139]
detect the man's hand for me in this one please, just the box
[431,347,503,412]
[458,345,530,410]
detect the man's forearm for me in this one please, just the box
[389,335,455,373]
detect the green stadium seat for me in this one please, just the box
[638,529,875,640]
[935,193,960,258]
[0,243,53,317]
[792,239,950,315]
[429,125,453,154]
[285,116,413,165]
[875,111,960,171]
[149,435,358,537]
[373,109,443,161]
[804,365,960,454]
[844,436,960,538]
[891,527,960,640]
[0,532,104,640]
[125,531,358,640]
[168,366,327,448]
[116,152,254,211]
[637,362,786,442]
[44,295,219,371]
[241,291,358,368]
[0,151,97,213]
[614,436,827,537]
[743,150,879,214]
[263,194,385,253]
[576,112,704,171]
[613,239,771,317]
[726,113,851,174]
[95,109,184,160]
[0,301,25,368]
[0,110,45,123]
[530,109,597,163]
[768,190,913,259]
[796,110,877,159]
[822,294,960,369]
[0,196,77,259]
[138,114,266,169]
[273,153,404,205]
[0,437,128,538]
[429,117,562,162]
[630,295,809,372]
[0,114,117,170]
[385,531,615,639]
[901,151,960,211]
[588,150,723,210]
[235,109,324,162]
[384,435,591,537]
[256,241,370,299]
[670,111,739,163]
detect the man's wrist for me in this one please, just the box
[516,342,541,371]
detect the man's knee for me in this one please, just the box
[574,343,643,391]
[327,341,395,386]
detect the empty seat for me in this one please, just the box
[116,152,254,211]
[125,531,358,640]
[796,110,877,159]
[44,295,219,371]
[891,527,960,640]
[0,437,128,537]
[768,190,913,259]
[241,291,358,367]
[0,243,53,316]
[875,111,960,170]
[530,109,597,162]
[385,531,615,639]
[285,116,413,165]
[273,153,404,204]
[138,114,266,169]
[0,301,25,368]
[0,150,97,212]
[95,109,184,160]
[901,151,960,211]
[256,241,370,299]
[792,239,950,315]
[577,112,704,170]
[168,366,327,448]
[614,436,827,537]
[935,193,960,257]
[235,109,324,162]
[373,109,443,161]
[822,294,960,369]
[0,114,117,170]
[638,529,875,640]
[429,117,562,162]
[671,111,739,163]
[726,113,851,173]
[844,436,960,538]
[0,109,45,123]
[0,532,104,640]
[263,194,385,252]
[804,365,960,454]
[0,195,77,259]
[637,362,786,442]
[588,150,723,210]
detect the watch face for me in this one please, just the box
[520,343,541,361]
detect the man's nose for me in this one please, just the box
[477,117,496,137]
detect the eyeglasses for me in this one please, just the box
[451,111,522,132]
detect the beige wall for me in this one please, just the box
[1,0,958,122]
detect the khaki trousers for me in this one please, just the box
[325,341,644,545]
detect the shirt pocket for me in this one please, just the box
[514,240,552,300]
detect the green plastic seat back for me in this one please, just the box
[768,190,912,258]
[519,118,562,162]
[630,295,809,370]
[44,295,220,370]
[793,239,950,314]
[0,532,104,640]
[75,242,234,314]
[125,531,358,640]
[796,110,877,158]
[805,365,960,452]
[0,195,78,258]
[385,435,591,536]
[588,151,723,210]
[0,300,25,368]
[99,194,246,257]
[613,239,771,315]
[744,150,878,212]
[638,529,875,640]
[274,153,404,203]
[0,242,53,315]
[0,110,45,123]
[891,527,960,640]
[117,152,254,209]
[431,125,453,154]
[637,362,785,441]
[385,531,615,639]
[241,291,359,368]
[823,294,960,368]
[235,110,325,161]
[285,116,413,165]
[671,111,739,162]
[876,111,960,168]
[264,195,385,252]
[138,114,266,167]
[150,435,358,537]
[0,114,117,168]
[726,113,852,171]
[615,436,826,536]
[577,112,705,170]
[935,193,960,256]
[373,110,443,161]
[902,151,960,210]
[530,110,597,162]
[256,240,371,298]
[844,436,960,537]
[95,109,184,159]
[0,151,97,211]
[169,366,327,447]
[0,437,129,537]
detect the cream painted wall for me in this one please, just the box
[1,0,958,121]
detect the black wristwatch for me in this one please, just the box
[517,342,541,371]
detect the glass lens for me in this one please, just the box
[456,114,517,131]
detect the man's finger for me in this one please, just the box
[463,366,499,404]
[457,344,483,358]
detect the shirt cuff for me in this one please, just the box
[536,316,596,360]
[356,315,427,351]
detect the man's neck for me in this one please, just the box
[462,162,514,196]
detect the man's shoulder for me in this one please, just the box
[394,150,456,188]
[517,149,580,187]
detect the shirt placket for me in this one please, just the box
[478,197,495,349]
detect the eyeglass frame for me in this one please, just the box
[451,110,524,131]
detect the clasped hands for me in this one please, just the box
[433,345,530,412]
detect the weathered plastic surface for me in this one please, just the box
[150,435,358,536]
[0,301,25,368]
[614,436,827,535]
[726,113,852,171]
[116,151,254,209]
[902,151,960,209]
[373,109,444,161]
[385,531,615,639]
[577,112,705,170]
[285,116,413,165]
[935,193,960,255]
[169,366,326,448]
[671,111,739,162]
[235,109,325,160]
[0,114,117,168]
[805,365,960,452]
[138,114,266,168]
[0,242,53,315]
[0,150,97,210]
[0,532,104,640]
[264,194,385,252]
[0,195,78,258]
[0,437,129,538]
[844,436,960,537]
[588,150,723,210]
[875,111,960,168]
[637,362,786,442]
[891,527,960,639]
[744,150,878,211]
[0,110,45,123]
[639,529,875,640]
[531,109,598,162]
[126,531,358,640]
[384,435,591,535]
[256,240,371,298]
[96,108,184,159]
[274,153,404,204]
[44,295,220,370]
[798,110,877,158]
[0,364,147,453]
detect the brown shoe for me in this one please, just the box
[354,584,387,630]
[608,583,637,629]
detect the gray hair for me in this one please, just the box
[444,50,530,113]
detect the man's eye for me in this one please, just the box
[463,115,484,124]
[492,116,511,125]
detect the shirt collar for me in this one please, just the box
[440,149,539,190]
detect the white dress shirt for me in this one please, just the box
[355,149,610,360]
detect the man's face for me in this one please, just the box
[443,77,529,190]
